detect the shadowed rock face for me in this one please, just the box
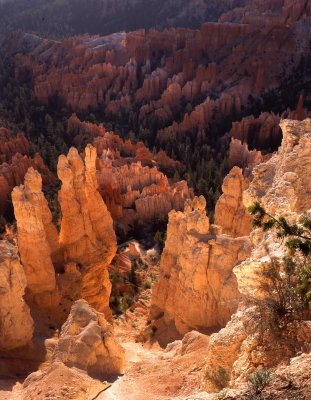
[0,240,33,351]
[150,196,251,346]
[0,127,56,215]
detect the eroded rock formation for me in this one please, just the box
[57,145,117,317]
[54,299,125,377]
[0,240,33,351]
[243,119,311,216]
[214,167,252,237]
[11,145,117,324]
[12,168,59,298]
[7,3,310,163]
[66,115,192,229]
[150,196,251,346]
[0,127,56,215]
[204,119,311,391]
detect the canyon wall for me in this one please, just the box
[204,118,311,390]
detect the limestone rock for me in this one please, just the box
[0,240,33,350]
[243,119,311,216]
[12,167,58,295]
[58,145,117,316]
[204,119,311,390]
[54,299,125,378]
[215,167,252,238]
[150,196,251,346]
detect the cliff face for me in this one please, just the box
[244,119,311,216]
[150,196,251,346]
[204,119,311,391]
[0,240,33,351]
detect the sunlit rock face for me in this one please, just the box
[150,196,251,346]
[0,240,33,351]
[53,299,125,378]
[11,145,117,325]
[243,119,311,216]
[204,119,311,391]
[214,167,252,238]
[57,145,117,318]
[12,167,59,296]
[66,114,192,229]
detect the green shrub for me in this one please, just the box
[246,368,271,396]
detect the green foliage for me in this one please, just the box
[205,367,230,390]
[246,369,271,396]
[248,203,311,333]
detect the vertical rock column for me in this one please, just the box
[57,145,117,318]
[12,168,58,298]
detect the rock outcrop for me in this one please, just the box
[66,114,191,229]
[203,119,311,391]
[0,240,33,351]
[57,145,117,318]
[244,119,311,216]
[150,196,251,346]
[214,167,252,237]
[0,127,56,215]
[12,168,59,298]
[12,145,117,324]
[54,299,125,378]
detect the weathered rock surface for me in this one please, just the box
[0,240,33,351]
[54,299,125,378]
[204,119,311,391]
[8,4,310,162]
[243,119,311,216]
[57,145,117,317]
[12,168,58,296]
[66,115,191,229]
[150,196,251,346]
[0,127,56,215]
[215,167,252,237]
[11,145,118,324]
